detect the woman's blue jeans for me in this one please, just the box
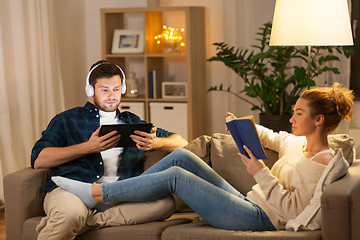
[102,148,275,231]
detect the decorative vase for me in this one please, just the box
[259,114,292,133]
[125,72,139,98]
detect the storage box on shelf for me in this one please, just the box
[150,102,188,140]
[120,102,145,120]
[100,7,206,141]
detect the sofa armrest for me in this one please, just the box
[321,160,360,240]
[4,167,51,240]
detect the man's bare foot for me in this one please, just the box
[91,184,103,203]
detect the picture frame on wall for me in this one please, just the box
[162,82,187,99]
[111,29,144,54]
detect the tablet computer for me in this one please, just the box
[99,123,153,147]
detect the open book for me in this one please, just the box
[226,115,267,159]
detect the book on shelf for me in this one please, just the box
[148,70,162,98]
[225,115,267,159]
[148,71,154,98]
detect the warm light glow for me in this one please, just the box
[154,25,186,53]
[270,0,353,46]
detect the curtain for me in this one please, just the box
[0,0,65,202]
[220,0,279,121]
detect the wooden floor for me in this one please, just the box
[0,208,5,240]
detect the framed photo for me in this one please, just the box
[111,29,144,54]
[162,82,187,99]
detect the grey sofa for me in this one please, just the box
[4,133,360,240]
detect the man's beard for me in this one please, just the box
[95,98,120,112]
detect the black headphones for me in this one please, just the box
[85,63,126,97]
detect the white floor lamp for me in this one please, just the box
[269,0,353,89]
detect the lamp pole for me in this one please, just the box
[307,46,311,89]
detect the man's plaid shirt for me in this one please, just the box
[31,102,173,192]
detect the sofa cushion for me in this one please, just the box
[144,150,170,171]
[327,134,354,164]
[161,221,322,240]
[143,134,212,171]
[78,219,193,240]
[21,216,194,240]
[184,134,212,165]
[209,133,278,195]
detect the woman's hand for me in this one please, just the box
[239,145,266,176]
[225,112,237,131]
[225,112,237,121]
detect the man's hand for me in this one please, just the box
[87,127,121,153]
[130,127,158,151]
[239,145,266,176]
[34,127,120,169]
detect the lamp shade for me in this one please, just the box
[270,0,353,46]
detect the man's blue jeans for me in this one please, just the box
[102,148,275,231]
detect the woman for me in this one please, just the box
[53,83,353,231]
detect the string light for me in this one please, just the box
[154,25,185,53]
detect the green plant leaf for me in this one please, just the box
[207,22,350,115]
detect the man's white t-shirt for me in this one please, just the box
[97,110,124,183]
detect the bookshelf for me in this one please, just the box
[100,7,206,140]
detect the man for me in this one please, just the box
[31,60,188,239]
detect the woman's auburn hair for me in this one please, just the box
[300,83,354,133]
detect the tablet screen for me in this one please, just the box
[99,123,153,147]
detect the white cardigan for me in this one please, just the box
[285,148,349,231]
[247,125,349,231]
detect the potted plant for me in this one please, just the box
[208,23,353,132]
